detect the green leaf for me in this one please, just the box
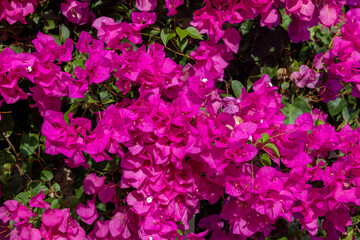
[15,192,30,204]
[52,183,61,193]
[186,26,203,40]
[180,38,189,52]
[281,96,312,125]
[314,119,325,126]
[87,94,99,103]
[72,58,85,69]
[177,229,183,236]
[176,27,188,41]
[44,20,56,32]
[0,114,14,138]
[261,133,270,143]
[281,82,289,90]
[96,202,107,212]
[0,166,11,184]
[349,108,360,122]
[60,24,70,42]
[50,199,61,209]
[264,143,280,158]
[290,60,300,73]
[342,106,350,123]
[343,229,353,240]
[50,34,61,46]
[246,79,253,92]
[20,133,39,158]
[260,153,272,166]
[32,14,41,24]
[231,80,244,98]
[239,20,254,35]
[40,170,54,181]
[101,98,115,105]
[160,28,176,47]
[0,150,16,164]
[256,133,270,144]
[327,97,347,117]
[260,65,278,79]
[74,186,84,199]
[28,182,49,196]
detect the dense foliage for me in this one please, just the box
[1,0,360,239]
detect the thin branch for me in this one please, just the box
[0,126,23,176]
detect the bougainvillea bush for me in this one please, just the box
[2,0,360,239]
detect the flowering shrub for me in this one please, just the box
[1,0,360,239]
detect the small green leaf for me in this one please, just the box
[231,80,244,98]
[52,183,61,192]
[264,143,280,158]
[40,170,54,181]
[101,98,115,105]
[261,133,270,143]
[32,14,41,24]
[260,65,278,79]
[290,60,300,73]
[15,192,30,204]
[327,97,347,117]
[349,108,360,122]
[180,38,189,52]
[160,28,176,47]
[20,133,39,158]
[177,229,183,236]
[0,114,14,138]
[44,20,56,32]
[176,27,188,41]
[343,229,353,240]
[314,119,325,126]
[186,26,203,40]
[0,150,16,164]
[281,96,312,125]
[60,24,70,42]
[246,79,253,92]
[28,182,49,196]
[239,20,254,35]
[74,186,84,199]
[96,202,107,212]
[87,95,99,103]
[9,45,23,54]
[342,106,350,123]
[72,59,85,69]
[281,82,289,90]
[260,153,272,166]
[50,199,61,209]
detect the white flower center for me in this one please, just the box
[146,197,153,203]
[27,66,32,72]
[202,78,208,83]
[149,237,153,240]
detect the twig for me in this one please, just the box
[0,126,23,176]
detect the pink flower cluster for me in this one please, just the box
[191,0,357,44]
[0,192,86,239]
[0,0,37,25]
[35,70,360,239]
[315,8,360,101]
[136,0,184,15]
